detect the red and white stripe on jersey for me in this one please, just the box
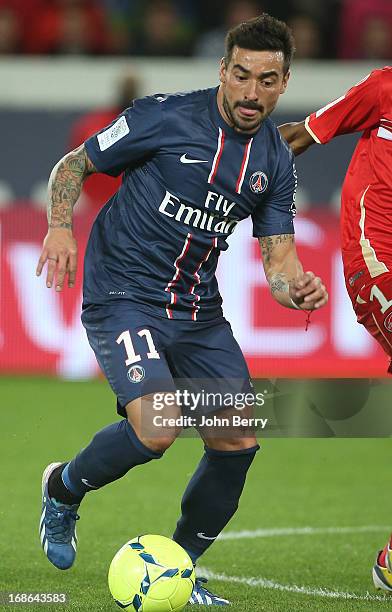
[235,138,253,194]
[165,234,218,320]
[208,128,253,193]
[165,232,192,319]
[190,237,218,321]
[208,127,225,184]
[378,118,392,141]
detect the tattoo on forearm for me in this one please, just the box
[258,234,294,265]
[48,145,96,229]
[270,273,289,294]
[269,273,296,295]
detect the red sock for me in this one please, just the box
[379,545,388,567]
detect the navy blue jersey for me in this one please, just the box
[83,87,297,322]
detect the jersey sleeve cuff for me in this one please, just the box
[304,116,323,144]
[84,138,122,177]
[253,223,295,238]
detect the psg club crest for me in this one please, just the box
[249,171,268,194]
[127,365,145,383]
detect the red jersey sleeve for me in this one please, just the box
[380,67,392,122]
[305,69,383,144]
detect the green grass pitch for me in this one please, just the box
[1,377,391,611]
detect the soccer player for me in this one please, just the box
[36,14,328,605]
[278,66,392,593]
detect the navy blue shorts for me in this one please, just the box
[82,303,252,418]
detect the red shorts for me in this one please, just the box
[344,266,392,372]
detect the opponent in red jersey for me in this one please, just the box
[279,66,392,594]
[279,67,392,373]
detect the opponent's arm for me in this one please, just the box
[259,233,328,310]
[278,121,315,156]
[36,144,97,291]
[279,70,384,157]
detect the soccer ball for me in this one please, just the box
[108,534,195,611]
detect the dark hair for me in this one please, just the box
[225,13,295,74]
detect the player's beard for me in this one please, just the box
[223,94,267,133]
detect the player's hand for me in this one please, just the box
[289,271,328,310]
[36,228,78,291]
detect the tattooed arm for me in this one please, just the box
[259,233,328,310]
[36,145,97,291]
[47,144,97,228]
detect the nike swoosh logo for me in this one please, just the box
[180,154,209,164]
[81,478,98,489]
[197,532,218,540]
[356,295,367,304]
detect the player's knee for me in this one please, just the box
[125,395,181,454]
[204,436,258,453]
[143,436,176,453]
[137,432,178,454]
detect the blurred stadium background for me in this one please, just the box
[0,0,391,380]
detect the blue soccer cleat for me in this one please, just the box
[189,577,230,605]
[39,462,80,570]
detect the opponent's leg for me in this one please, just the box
[344,272,392,589]
[373,535,392,592]
[349,271,392,372]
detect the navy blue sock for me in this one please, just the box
[173,445,259,563]
[61,419,162,499]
